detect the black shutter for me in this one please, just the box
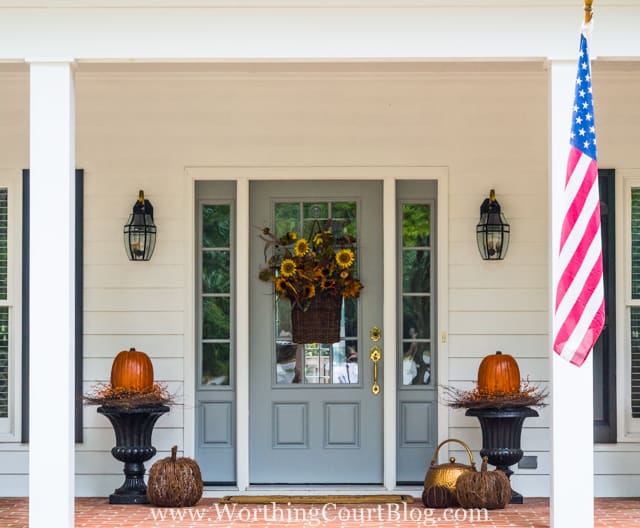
[593,169,617,443]
[21,169,84,443]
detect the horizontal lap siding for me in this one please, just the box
[73,71,555,497]
[0,65,637,497]
[444,72,551,495]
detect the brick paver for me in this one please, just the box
[0,497,638,527]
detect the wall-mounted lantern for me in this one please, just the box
[123,190,156,261]
[476,189,510,260]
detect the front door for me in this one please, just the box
[249,180,383,484]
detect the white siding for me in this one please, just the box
[1,61,639,497]
[74,66,552,497]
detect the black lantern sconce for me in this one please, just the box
[124,190,156,261]
[476,189,510,260]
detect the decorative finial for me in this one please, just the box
[584,0,593,24]
[489,189,496,203]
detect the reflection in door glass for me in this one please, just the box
[401,203,432,386]
[274,201,359,385]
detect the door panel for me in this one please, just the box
[249,180,383,484]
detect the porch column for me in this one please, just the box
[549,60,594,528]
[28,60,76,528]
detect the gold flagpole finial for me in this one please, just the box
[584,0,594,24]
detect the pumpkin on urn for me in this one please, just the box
[110,348,155,391]
[477,351,520,396]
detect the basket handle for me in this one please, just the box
[430,438,476,468]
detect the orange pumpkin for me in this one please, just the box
[110,348,154,391]
[477,351,520,395]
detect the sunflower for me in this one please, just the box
[336,248,355,269]
[343,280,363,298]
[340,270,349,279]
[302,284,316,299]
[320,278,336,291]
[280,258,297,278]
[288,231,298,241]
[294,238,310,257]
[275,277,288,295]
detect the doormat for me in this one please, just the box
[219,495,414,504]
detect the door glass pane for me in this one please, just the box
[402,203,430,247]
[401,202,432,386]
[202,251,230,293]
[202,343,230,386]
[403,296,431,339]
[402,250,430,293]
[275,202,300,238]
[273,200,359,385]
[332,202,357,237]
[402,341,431,386]
[203,297,230,339]
[202,204,230,248]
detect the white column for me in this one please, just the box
[28,60,76,528]
[549,60,594,528]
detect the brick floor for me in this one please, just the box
[1,497,639,527]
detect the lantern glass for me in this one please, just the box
[123,193,157,261]
[476,194,510,260]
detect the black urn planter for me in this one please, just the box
[465,406,538,505]
[98,405,170,504]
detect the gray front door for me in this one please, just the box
[249,180,383,484]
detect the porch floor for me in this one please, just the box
[1,497,639,527]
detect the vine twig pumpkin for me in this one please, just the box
[477,351,520,395]
[422,485,457,509]
[455,456,511,509]
[147,446,203,507]
[110,348,154,391]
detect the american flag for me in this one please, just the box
[553,28,605,367]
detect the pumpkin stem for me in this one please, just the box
[481,456,489,472]
[171,445,178,462]
[129,347,136,352]
[496,351,502,355]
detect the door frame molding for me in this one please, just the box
[185,165,449,491]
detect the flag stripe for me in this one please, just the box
[560,153,599,251]
[554,253,603,351]
[555,219,602,320]
[555,166,601,309]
